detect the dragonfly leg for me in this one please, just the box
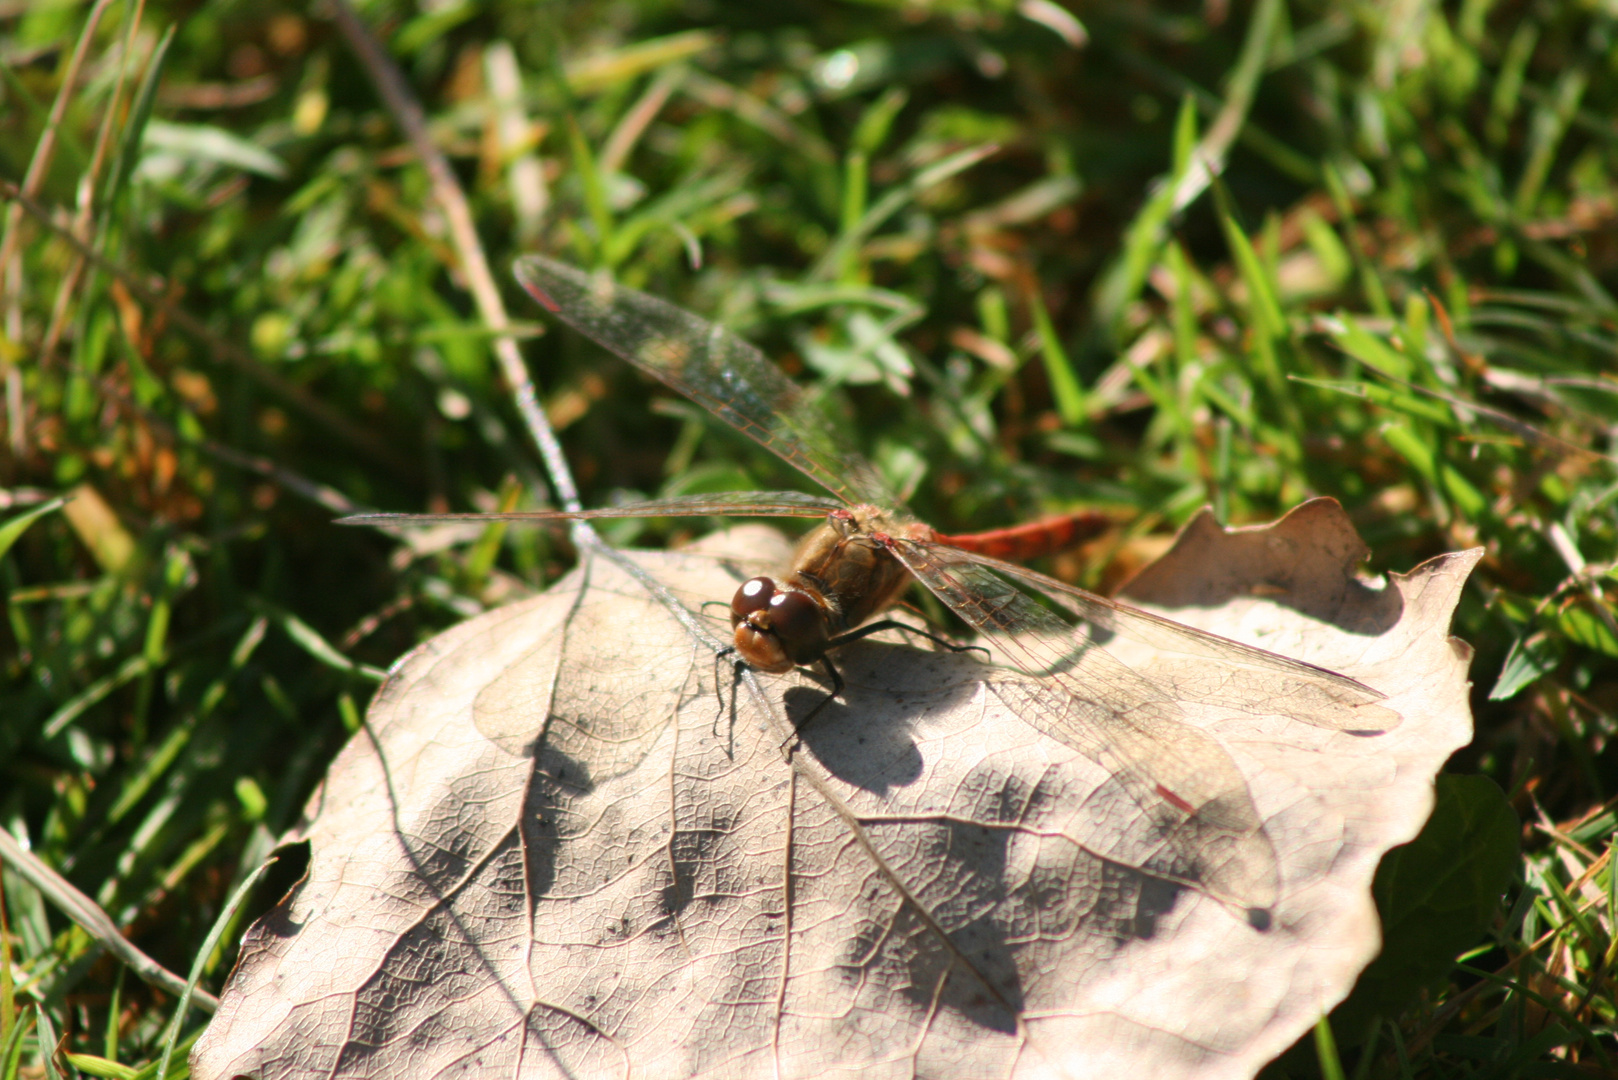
[777,656,846,753]
[711,645,741,736]
[775,622,989,754]
[830,619,991,662]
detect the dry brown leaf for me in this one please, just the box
[194,499,1480,1080]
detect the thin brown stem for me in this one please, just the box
[328,0,585,515]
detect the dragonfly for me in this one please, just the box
[343,255,1393,926]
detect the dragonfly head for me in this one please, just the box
[730,576,830,673]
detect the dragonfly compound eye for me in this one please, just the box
[729,583,832,673]
[731,577,777,625]
[763,590,829,665]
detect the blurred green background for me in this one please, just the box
[1,0,1614,1075]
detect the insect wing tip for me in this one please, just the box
[522,280,562,313]
[513,257,564,313]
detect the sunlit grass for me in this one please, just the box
[2,0,1615,1075]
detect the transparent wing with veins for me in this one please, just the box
[926,545,1393,722]
[515,255,897,510]
[339,491,846,528]
[885,535,1393,916]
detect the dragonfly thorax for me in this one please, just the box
[792,508,925,633]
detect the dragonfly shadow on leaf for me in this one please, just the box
[787,641,988,795]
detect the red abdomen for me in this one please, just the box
[933,510,1110,562]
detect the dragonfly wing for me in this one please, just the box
[515,256,900,509]
[338,491,845,527]
[920,544,1396,732]
[983,676,1279,917]
[887,536,1331,915]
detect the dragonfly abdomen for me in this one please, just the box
[934,510,1110,562]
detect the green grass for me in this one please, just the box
[2,0,1615,1076]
